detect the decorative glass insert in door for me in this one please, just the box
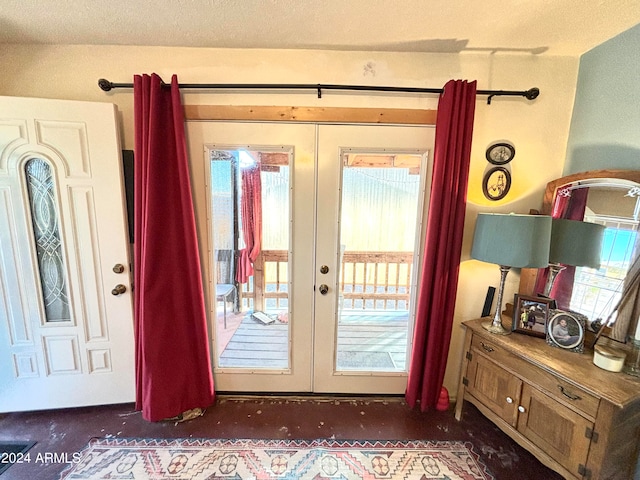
[24,157,71,322]
[210,148,291,369]
[336,151,425,371]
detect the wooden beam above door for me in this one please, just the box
[343,154,422,173]
[184,105,437,125]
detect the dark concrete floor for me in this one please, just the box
[0,395,562,479]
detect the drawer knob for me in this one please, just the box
[558,385,582,401]
[506,396,514,404]
[518,406,526,413]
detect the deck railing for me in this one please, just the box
[341,251,413,310]
[237,250,414,312]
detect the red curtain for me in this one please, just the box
[134,73,214,422]
[406,79,477,411]
[236,164,262,284]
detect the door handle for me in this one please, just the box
[111,284,127,296]
[318,284,329,295]
[113,263,125,273]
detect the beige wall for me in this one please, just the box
[0,44,580,396]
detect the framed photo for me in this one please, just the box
[546,310,586,353]
[512,294,552,337]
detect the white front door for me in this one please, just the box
[0,96,135,412]
[187,121,433,393]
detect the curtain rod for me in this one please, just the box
[97,78,539,105]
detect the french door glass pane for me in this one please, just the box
[336,151,423,371]
[210,149,291,369]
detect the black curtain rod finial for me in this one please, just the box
[98,79,113,91]
[485,86,540,104]
[525,87,540,100]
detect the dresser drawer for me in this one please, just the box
[471,335,526,371]
[470,334,600,419]
[522,367,600,420]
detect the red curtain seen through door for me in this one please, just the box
[236,164,262,284]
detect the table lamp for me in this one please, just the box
[543,218,605,296]
[471,213,552,335]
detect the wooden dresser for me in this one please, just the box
[455,318,640,479]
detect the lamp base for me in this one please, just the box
[543,263,566,297]
[482,319,511,335]
[481,265,512,336]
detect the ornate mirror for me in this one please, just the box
[519,169,640,344]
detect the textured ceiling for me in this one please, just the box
[1,0,639,56]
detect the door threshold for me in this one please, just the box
[215,392,406,403]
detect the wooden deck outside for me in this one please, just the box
[214,249,414,372]
[215,310,409,371]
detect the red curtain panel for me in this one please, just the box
[236,164,262,284]
[133,74,214,421]
[406,79,477,411]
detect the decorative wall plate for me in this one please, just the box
[486,142,515,165]
[482,167,511,201]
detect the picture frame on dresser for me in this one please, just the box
[546,309,586,353]
[512,294,551,337]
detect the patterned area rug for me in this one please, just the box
[59,438,494,479]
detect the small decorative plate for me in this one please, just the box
[482,167,511,201]
[486,142,515,165]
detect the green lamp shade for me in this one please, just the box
[550,218,605,268]
[471,213,552,268]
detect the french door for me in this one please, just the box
[187,121,434,393]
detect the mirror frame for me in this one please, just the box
[519,168,640,299]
